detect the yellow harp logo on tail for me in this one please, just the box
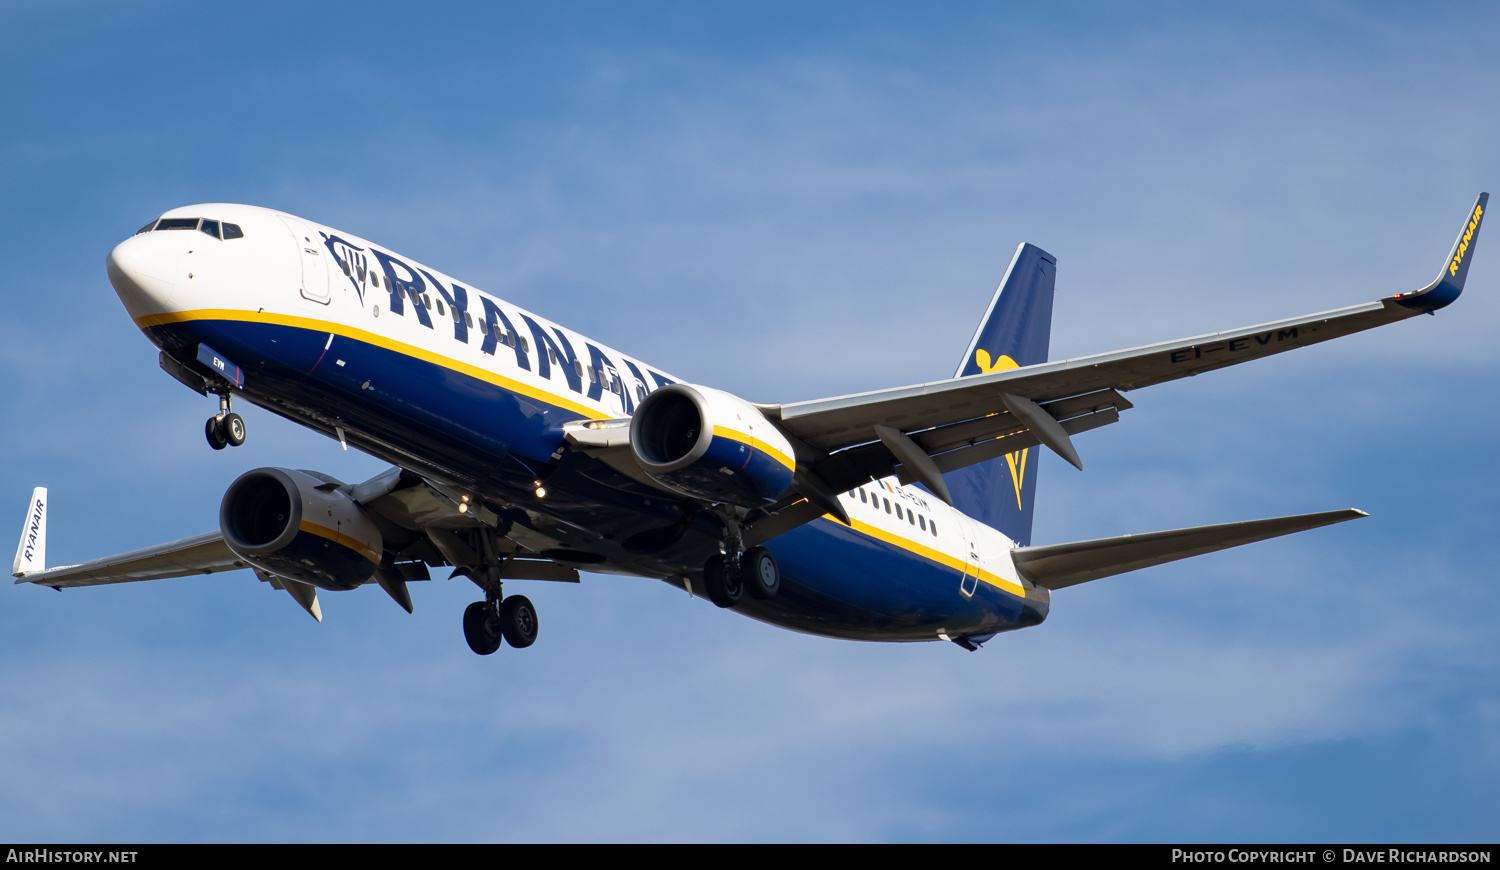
[975,350,1029,510]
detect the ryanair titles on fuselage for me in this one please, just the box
[320,232,675,413]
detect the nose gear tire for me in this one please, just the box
[205,416,228,450]
[223,413,247,447]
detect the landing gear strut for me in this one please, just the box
[204,391,246,450]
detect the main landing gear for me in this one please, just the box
[462,594,539,655]
[204,392,246,451]
[703,542,781,609]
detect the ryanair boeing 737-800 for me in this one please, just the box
[10,194,1487,654]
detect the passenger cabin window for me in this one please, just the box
[199,220,221,239]
[222,223,244,239]
[156,218,199,231]
[895,504,903,520]
[883,498,891,514]
[919,515,926,531]
[930,521,938,536]
[371,274,380,288]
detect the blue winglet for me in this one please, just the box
[1394,192,1487,313]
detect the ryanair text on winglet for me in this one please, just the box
[1169,328,1299,364]
[1450,202,1484,277]
[22,498,43,563]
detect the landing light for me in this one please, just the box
[535,487,547,498]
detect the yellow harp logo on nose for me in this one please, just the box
[975,350,1029,510]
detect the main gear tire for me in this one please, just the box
[742,546,780,600]
[499,595,539,649]
[703,554,743,609]
[463,600,503,655]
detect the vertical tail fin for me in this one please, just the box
[944,243,1056,545]
[13,487,47,577]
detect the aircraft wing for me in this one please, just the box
[766,194,1487,471]
[15,530,243,589]
[11,471,578,621]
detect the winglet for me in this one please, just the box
[12,487,47,577]
[1393,192,1487,312]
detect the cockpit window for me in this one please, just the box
[135,217,246,238]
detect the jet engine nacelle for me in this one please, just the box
[219,467,383,591]
[630,384,797,507]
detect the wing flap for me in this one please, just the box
[1012,508,1367,590]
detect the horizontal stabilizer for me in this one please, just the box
[1013,508,1367,590]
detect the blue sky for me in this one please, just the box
[1,0,1497,842]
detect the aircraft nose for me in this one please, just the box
[106,234,183,317]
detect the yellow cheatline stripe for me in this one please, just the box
[298,520,381,565]
[135,308,607,420]
[711,425,796,471]
[824,513,1027,598]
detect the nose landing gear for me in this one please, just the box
[204,391,247,450]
